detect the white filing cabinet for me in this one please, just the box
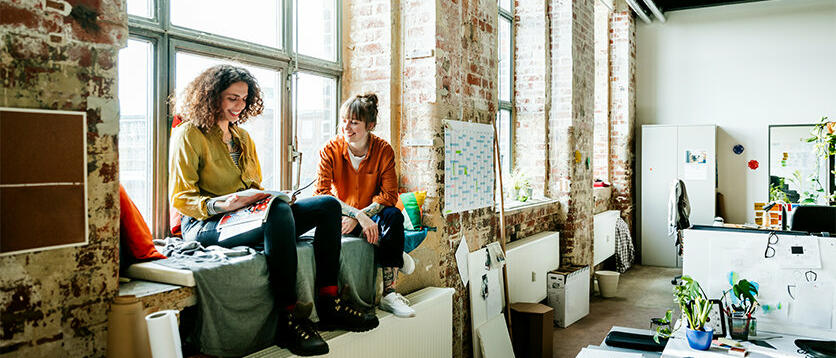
[640,125,716,267]
[593,210,620,266]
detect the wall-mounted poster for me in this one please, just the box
[683,149,708,180]
[0,107,88,256]
[443,120,494,214]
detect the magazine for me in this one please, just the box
[215,180,317,237]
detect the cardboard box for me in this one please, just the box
[546,265,590,327]
[510,303,554,358]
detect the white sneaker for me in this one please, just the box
[380,292,416,318]
[401,252,415,275]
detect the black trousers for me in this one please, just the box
[181,196,342,307]
[349,206,405,268]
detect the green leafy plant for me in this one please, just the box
[769,178,789,203]
[804,116,835,204]
[654,276,713,343]
[511,168,533,202]
[722,278,759,317]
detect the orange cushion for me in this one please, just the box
[120,185,166,260]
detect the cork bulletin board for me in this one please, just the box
[0,108,88,256]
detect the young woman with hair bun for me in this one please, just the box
[316,93,416,318]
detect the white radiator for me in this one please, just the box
[247,287,454,358]
[506,231,560,303]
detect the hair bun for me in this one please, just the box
[362,93,378,107]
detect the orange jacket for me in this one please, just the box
[316,134,398,209]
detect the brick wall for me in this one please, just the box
[0,1,127,356]
[342,0,400,149]
[609,1,637,236]
[548,0,595,268]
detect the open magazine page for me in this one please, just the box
[215,180,317,239]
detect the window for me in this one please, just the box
[170,0,282,49]
[121,0,340,237]
[497,1,514,176]
[593,0,612,182]
[295,72,337,197]
[118,39,154,224]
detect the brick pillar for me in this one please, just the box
[0,1,126,356]
[515,0,551,196]
[548,0,595,267]
[609,0,637,235]
[342,0,401,155]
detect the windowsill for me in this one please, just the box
[496,197,559,214]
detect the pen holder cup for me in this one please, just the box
[728,312,751,341]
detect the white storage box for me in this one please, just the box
[546,265,590,327]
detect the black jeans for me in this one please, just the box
[349,206,405,268]
[181,196,342,307]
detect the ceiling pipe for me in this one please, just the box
[641,0,667,23]
[625,0,652,24]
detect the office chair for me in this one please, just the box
[791,205,836,235]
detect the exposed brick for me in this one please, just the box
[0,0,126,355]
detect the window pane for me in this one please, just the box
[174,52,282,189]
[296,0,337,61]
[497,109,511,175]
[128,0,153,18]
[119,39,154,224]
[499,17,511,102]
[499,0,511,12]
[295,72,336,197]
[171,0,281,49]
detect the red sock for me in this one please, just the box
[318,285,338,297]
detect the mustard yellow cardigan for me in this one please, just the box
[168,122,262,220]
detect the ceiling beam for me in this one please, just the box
[625,0,653,23]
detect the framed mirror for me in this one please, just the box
[768,125,832,205]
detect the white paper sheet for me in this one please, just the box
[683,149,708,180]
[485,242,506,270]
[577,347,642,358]
[218,220,261,241]
[777,235,822,269]
[791,282,833,329]
[485,268,503,317]
[456,237,470,287]
[477,314,514,358]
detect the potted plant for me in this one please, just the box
[804,116,835,204]
[654,276,714,350]
[511,169,533,202]
[722,278,759,340]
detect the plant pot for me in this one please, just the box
[728,312,751,341]
[685,327,713,351]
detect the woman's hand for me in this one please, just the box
[356,213,379,245]
[341,216,359,234]
[216,192,270,212]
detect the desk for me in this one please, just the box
[575,326,662,358]
[661,330,809,358]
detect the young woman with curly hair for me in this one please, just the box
[169,65,377,356]
[316,93,416,318]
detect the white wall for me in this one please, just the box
[636,0,836,225]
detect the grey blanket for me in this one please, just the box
[154,236,377,357]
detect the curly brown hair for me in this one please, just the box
[174,65,264,130]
